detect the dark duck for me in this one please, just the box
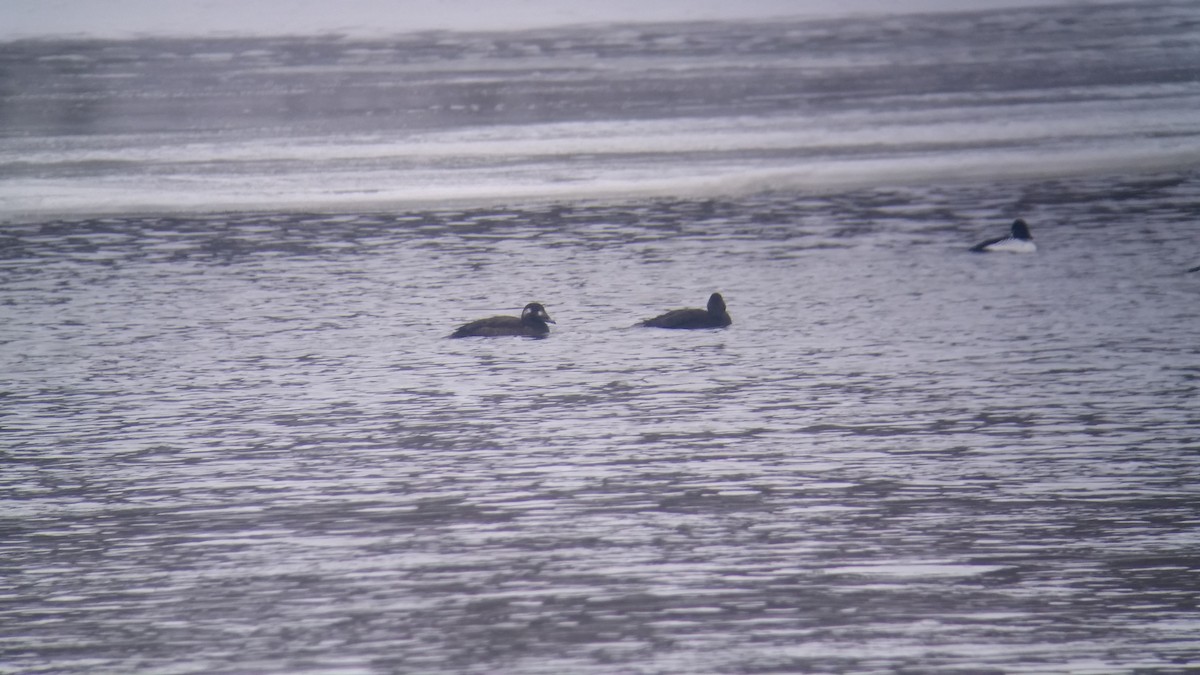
[639,292,731,329]
[970,218,1036,253]
[450,302,555,338]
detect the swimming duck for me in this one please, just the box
[639,292,731,329]
[970,219,1036,253]
[450,302,554,338]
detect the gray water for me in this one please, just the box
[4,1,1200,672]
[3,175,1199,673]
[4,1,1200,213]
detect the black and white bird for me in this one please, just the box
[970,219,1036,253]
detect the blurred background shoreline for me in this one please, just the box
[3,1,1198,221]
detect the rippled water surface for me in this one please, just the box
[3,174,1199,673]
[4,1,1200,671]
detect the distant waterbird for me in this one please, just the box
[970,219,1036,253]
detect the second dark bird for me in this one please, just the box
[639,292,731,329]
